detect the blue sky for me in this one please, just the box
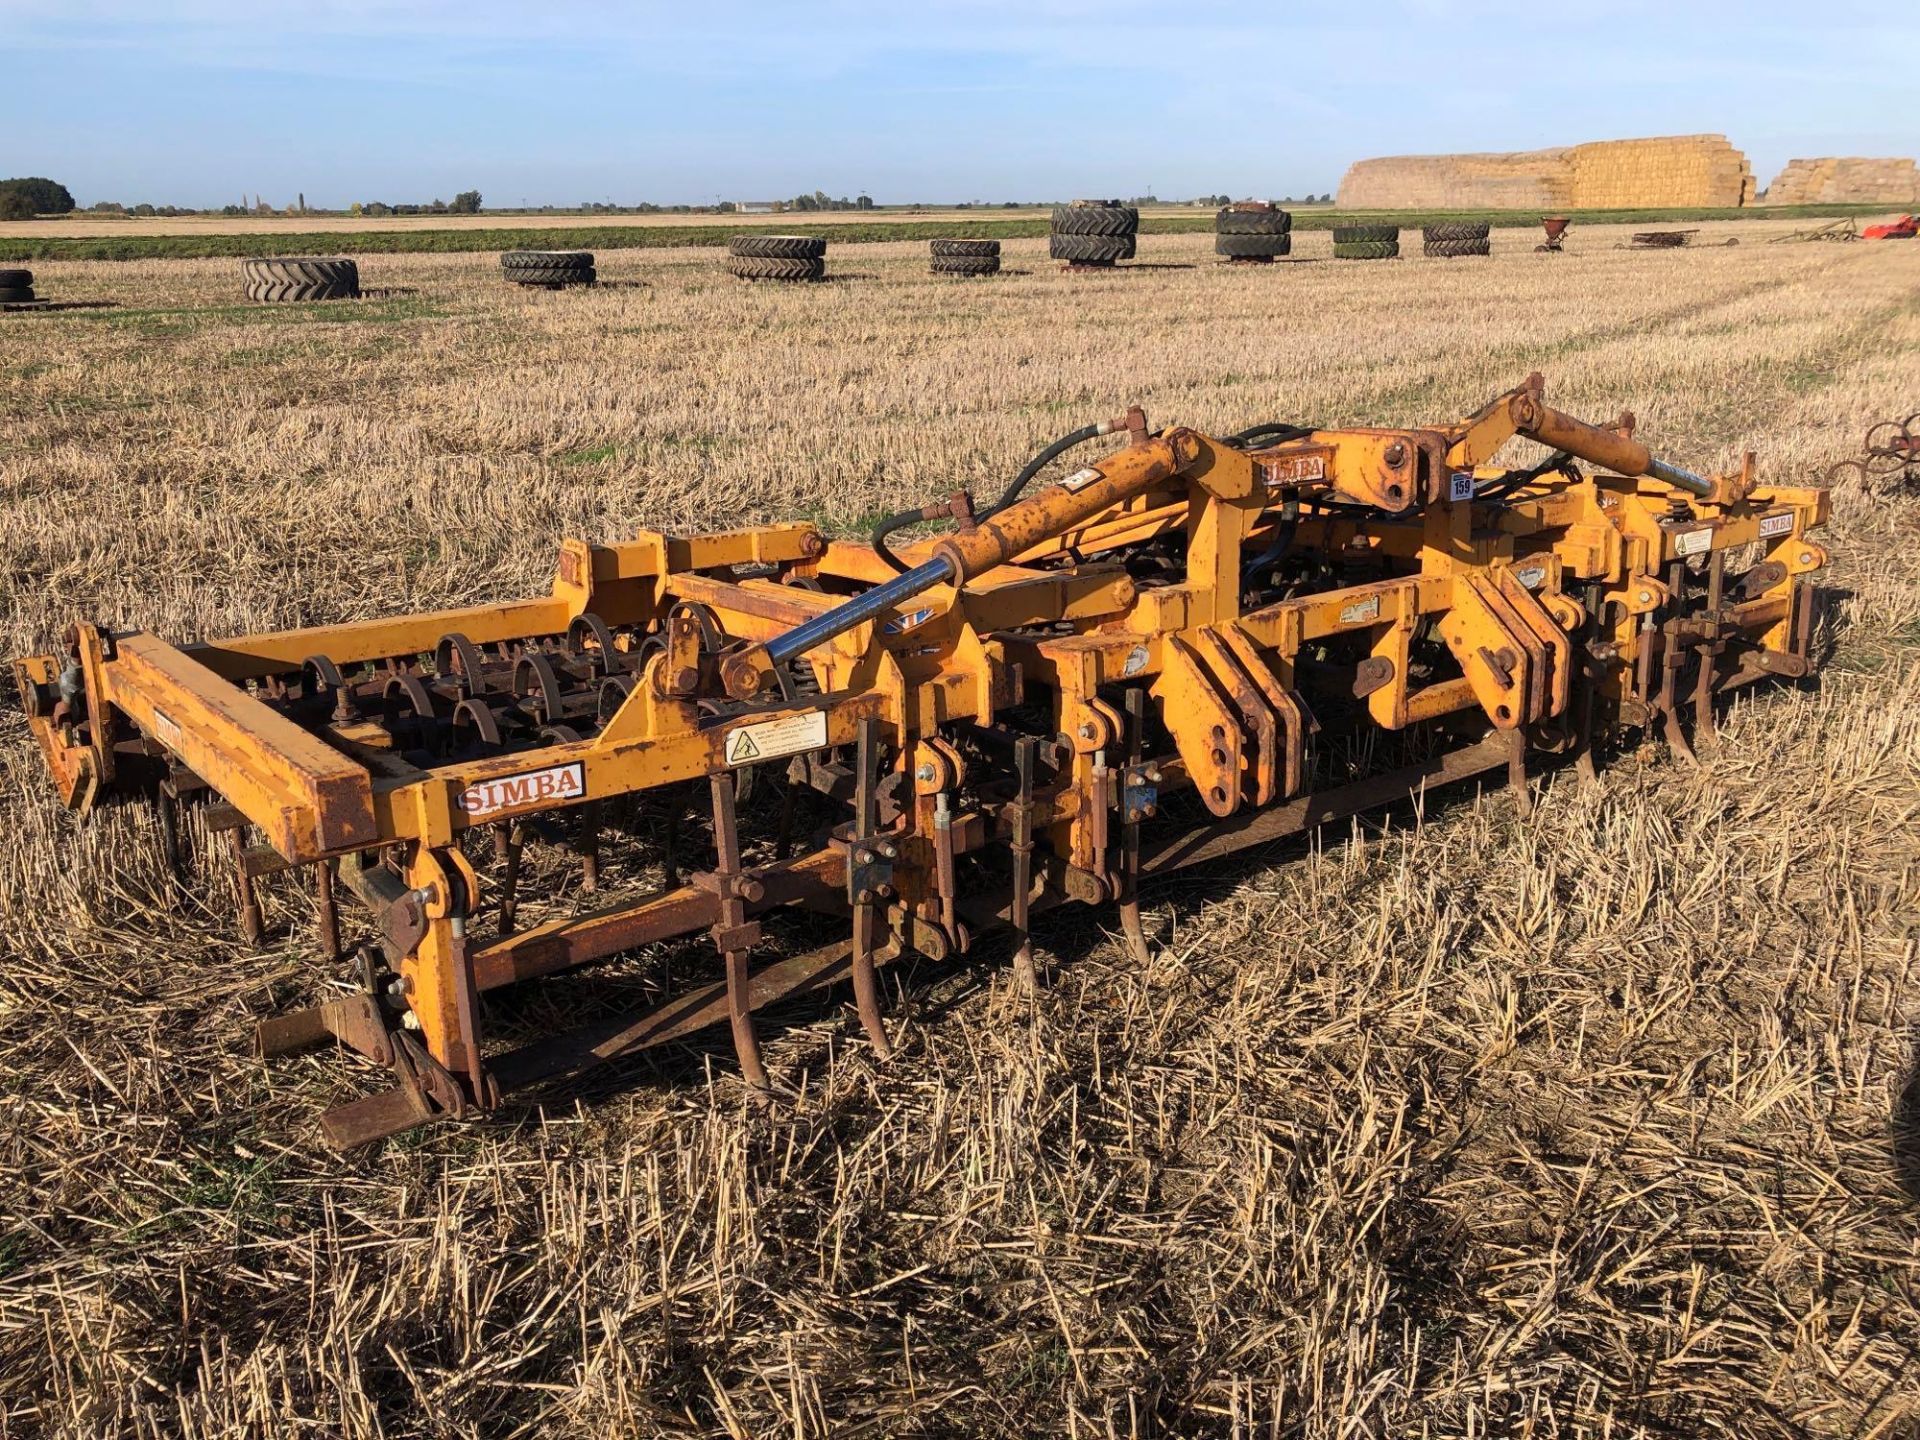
[4,1,1914,208]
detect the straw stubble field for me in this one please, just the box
[1,226,1918,1438]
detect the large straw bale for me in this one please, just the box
[1338,134,1753,209]
[1763,157,1920,204]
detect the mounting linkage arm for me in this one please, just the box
[1505,383,1753,506]
[721,425,1199,699]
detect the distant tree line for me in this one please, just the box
[783,190,875,212]
[0,176,76,220]
[351,189,483,217]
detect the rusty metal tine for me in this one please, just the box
[1009,736,1039,992]
[157,787,184,880]
[849,717,893,1056]
[772,758,801,861]
[1116,687,1151,966]
[1694,550,1724,745]
[708,772,771,1092]
[661,784,686,889]
[1657,561,1697,764]
[498,824,525,937]
[851,901,891,1057]
[232,827,264,946]
[316,860,341,961]
[577,800,602,892]
[1507,727,1532,817]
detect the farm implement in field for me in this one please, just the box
[16,375,1830,1147]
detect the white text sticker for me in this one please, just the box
[1449,471,1476,502]
[1758,512,1793,539]
[1338,595,1381,626]
[1512,564,1546,589]
[723,710,827,767]
[1672,527,1713,557]
[1122,644,1150,677]
[1060,466,1104,492]
[458,761,585,819]
[151,708,183,749]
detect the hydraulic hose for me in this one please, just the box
[1476,451,1578,503]
[1228,421,1314,449]
[870,420,1116,573]
[979,422,1108,520]
[870,504,936,575]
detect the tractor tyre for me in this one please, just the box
[245,279,360,303]
[727,255,827,282]
[728,234,827,260]
[1050,203,1138,237]
[507,265,598,287]
[930,238,1001,257]
[1332,240,1400,260]
[0,268,31,287]
[239,256,360,299]
[1049,232,1134,264]
[931,254,1001,276]
[0,286,35,304]
[1215,206,1291,235]
[1331,224,1399,245]
[1216,232,1292,259]
[1422,237,1490,258]
[1422,222,1490,242]
[502,250,594,273]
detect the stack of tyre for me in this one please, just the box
[1050,200,1137,268]
[1331,225,1400,261]
[727,234,827,283]
[930,238,1000,277]
[1423,222,1491,258]
[0,267,35,305]
[242,256,361,303]
[1215,204,1291,262]
[502,250,596,288]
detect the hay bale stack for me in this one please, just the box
[1763,158,1920,205]
[1337,147,1570,210]
[1337,134,1753,210]
[1564,135,1752,209]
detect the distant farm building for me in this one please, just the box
[1337,135,1755,210]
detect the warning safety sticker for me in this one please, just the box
[723,710,828,767]
[1672,527,1713,557]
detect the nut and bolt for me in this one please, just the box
[1383,441,1408,467]
[1078,723,1097,740]
[915,763,937,783]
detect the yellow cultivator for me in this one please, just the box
[15,374,1828,1146]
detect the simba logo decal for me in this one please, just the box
[457,761,585,818]
[1261,454,1327,486]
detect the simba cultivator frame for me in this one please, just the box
[16,374,1828,1146]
